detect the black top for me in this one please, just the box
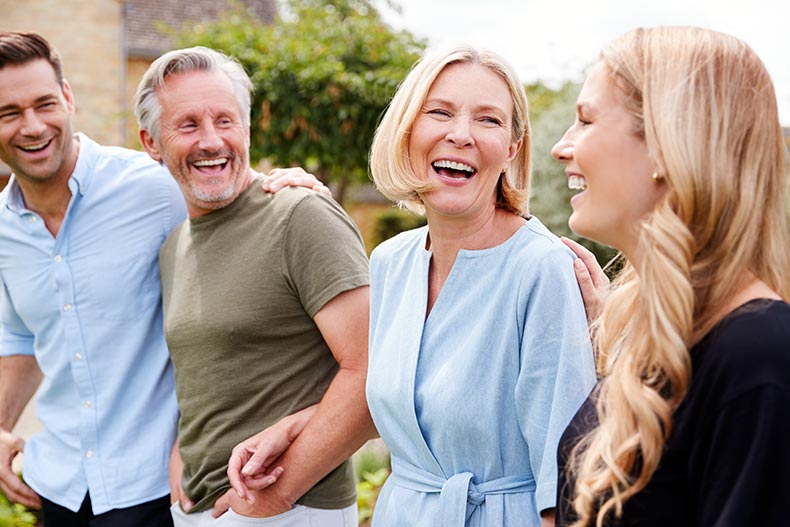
[556,299,790,527]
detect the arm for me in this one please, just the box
[220,286,376,517]
[560,237,610,323]
[0,355,43,508]
[169,440,194,511]
[516,250,597,515]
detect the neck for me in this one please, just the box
[424,208,524,317]
[426,207,523,268]
[15,137,80,237]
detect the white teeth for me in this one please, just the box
[193,158,227,167]
[433,159,475,173]
[20,141,49,151]
[568,175,587,190]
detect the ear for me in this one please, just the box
[139,128,162,163]
[505,138,523,168]
[61,79,75,114]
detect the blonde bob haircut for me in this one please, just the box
[369,45,531,216]
[570,26,790,527]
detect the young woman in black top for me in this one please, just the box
[551,26,790,527]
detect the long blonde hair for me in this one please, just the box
[571,26,790,527]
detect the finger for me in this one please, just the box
[573,258,603,321]
[240,449,268,478]
[212,492,231,518]
[243,466,284,490]
[0,475,41,509]
[180,494,194,513]
[313,184,332,198]
[227,450,250,502]
[561,237,608,285]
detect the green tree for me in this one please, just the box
[527,81,618,267]
[178,0,425,203]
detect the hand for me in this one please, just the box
[212,487,293,519]
[561,237,610,322]
[540,508,556,527]
[227,406,316,502]
[262,167,331,197]
[0,429,41,509]
[169,442,194,512]
[227,428,291,502]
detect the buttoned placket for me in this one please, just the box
[40,188,108,507]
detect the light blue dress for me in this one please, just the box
[367,219,596,527]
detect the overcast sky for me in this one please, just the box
[380,0,790,125]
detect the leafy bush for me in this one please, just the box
[371,208,426,248]
[0,491,38,527]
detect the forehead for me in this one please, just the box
[0,59,62,103]
[157,69,240,119]
[577,62,624,111]
[427,62,513,111]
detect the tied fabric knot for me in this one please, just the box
[390,456,536,526]
[456,476,486,506]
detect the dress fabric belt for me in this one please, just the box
[389,456,537,526]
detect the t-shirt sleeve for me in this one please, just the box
[282,193,370,318]
[694,383,790,527]
[514,247,597,513]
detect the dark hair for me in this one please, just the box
[0,32,64,85]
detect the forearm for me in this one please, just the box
[0,356,42,432]
[267,366,376,504]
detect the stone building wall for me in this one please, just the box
[1,0,126,146]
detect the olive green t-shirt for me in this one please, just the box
[159,180,370,512]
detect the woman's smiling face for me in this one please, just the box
[408,62,521,222]
[551,61,664,256]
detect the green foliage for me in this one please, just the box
[370,208,427,248]
[354,444,390,525]
[357,467,389,524]
[527,81,617,267]
[0,491,38,527]
[177,0,425,201]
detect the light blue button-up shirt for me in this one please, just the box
[0,133,186,513]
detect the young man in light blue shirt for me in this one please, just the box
[0,32,185,526]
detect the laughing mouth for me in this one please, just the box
[19,139,52,152]
[432,159,476,179]
[568,175,587,190]
[192,157,229,172]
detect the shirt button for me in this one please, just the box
[29,216,37,223]
[84,400,92,408]
[85,450,93,458]
[74,353,83,360]
[54,255,63,262]
[63,303,73,311]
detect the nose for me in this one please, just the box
[551,134,574,162]
[445,117,474,147]
[20,109,46,137]
[198,124,223,151]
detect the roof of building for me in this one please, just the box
[124,0,276,58]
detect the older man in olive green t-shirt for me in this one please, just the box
[136,46,375,527]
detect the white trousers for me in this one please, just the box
[170,502,358,527]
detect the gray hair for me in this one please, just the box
[134,46,253,142]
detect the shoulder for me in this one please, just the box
[370,225,427,266]
[266,187,350,224]
[694,300,790,400]
[507,217,577,282]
